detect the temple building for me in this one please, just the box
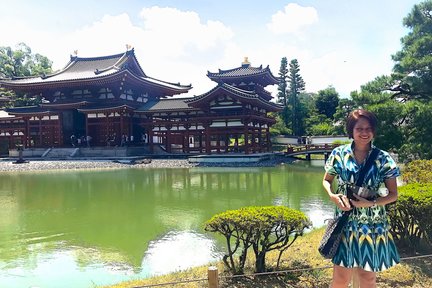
[0,49,282,155]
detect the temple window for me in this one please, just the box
[138,94,149,102]
[120,89,134,101]
[71,89,92,99]
[98,88,114,99]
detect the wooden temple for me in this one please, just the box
[0,50,282,154]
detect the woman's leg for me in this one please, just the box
[356,268,376,288]
[331,265,352,287]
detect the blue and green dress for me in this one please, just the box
[324,143,400,272]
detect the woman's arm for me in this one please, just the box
[323,172,351,211]
[379,177,398,205]
[351,177,398,208]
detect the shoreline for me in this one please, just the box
[0,156,292,173]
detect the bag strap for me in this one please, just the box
[340,147,380,217]
[355,147,379,187]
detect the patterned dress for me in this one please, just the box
[324,143,400,272]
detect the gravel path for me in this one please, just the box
[0,157,289,173]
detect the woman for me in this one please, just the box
[322,109,400,287]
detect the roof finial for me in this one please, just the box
[242,56,250,67]
[73,50,78,56]
[126,44,132,51]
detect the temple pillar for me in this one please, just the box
[250,128,255,153]
[244,119,249,154]
[38,116,43,147]
[166,126,171,153]
[257,126,262,153]
[266,127,271,152]
[216,132,221,153]
[120,113,124,138]
[105,113,110,145]
[205,122,211,154]
[185,125,190,153]
[148,127,154,153]
[225,134,229,153]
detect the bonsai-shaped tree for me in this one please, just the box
[205,206,311,274]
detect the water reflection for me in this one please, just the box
[142,231,221,276]
[0,163,333,288]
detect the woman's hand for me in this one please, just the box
[331,194,352,211]
[351,194,375,208]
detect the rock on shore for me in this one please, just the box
[0,157,289,173]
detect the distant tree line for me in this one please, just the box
[0,42,52,106]
[272,0,432,161]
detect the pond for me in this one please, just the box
[0,160,333,288]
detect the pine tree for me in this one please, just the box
[277,57,288,105]
[287,59,305,136]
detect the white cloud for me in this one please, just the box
[139,7,233,53]
[267,3,318,35]
[136,7,235,94]
[0,3,400,99]
[26,7,235,95]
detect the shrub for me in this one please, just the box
[402,160,432,184]
[387,183,432,252]
[332,139,351,145]
[204,206,311,274]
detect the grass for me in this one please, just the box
[100,228,432,288]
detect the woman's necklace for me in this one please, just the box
[354,148,369,164]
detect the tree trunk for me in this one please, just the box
[255,251,267,273]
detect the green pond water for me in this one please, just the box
[0,160,333,288]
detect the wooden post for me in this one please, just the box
[208,266,219,288]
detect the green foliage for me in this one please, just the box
[351,75,395,106]
[401,159,432,184]
[332,139,351,145]
[204,206,311,274]
[308,121,335,136]
[388,183,432,252]
[269,112,291,136]
[0,43,53,107]
[277,57,288,106]
[391,0,432,101]
[399,101,432,161]
[287,59,306,136]
[367,101,404,152]
[315,86,339,119]
[0,43,52,78]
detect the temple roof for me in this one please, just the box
[136,98,199,113]
[0,49,192,95]
[207,59,279,86]
[0,110,16,118]
[77,102,137,113]
[40,99,91,109]
[5,106,55,116]
[187,83,283,112]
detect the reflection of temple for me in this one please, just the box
[0,50,281,154]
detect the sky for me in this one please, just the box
[0,0,421,98]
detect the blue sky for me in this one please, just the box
[0,0,421,97]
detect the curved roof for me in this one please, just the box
[136,97,199,113]
[77,102,137,113]
[207,62,279,86]
[0,49,191,95]
[187,83,283,112]
[5,106,56,116]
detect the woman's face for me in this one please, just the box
[353,117,374,146]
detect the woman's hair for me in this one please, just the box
[346,109,378,138]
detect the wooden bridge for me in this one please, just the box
[285,144,339,160]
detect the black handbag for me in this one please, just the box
[318,148,379,259]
